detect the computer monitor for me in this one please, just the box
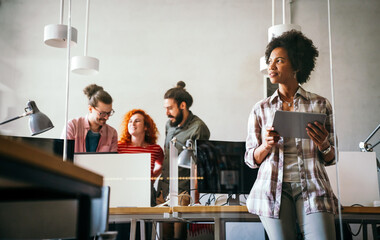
[195,140,258,195]
[2,136,75,161]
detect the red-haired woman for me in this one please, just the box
[118,109,164,181]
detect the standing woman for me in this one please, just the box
[245,30,337,240]
[63,84,118,153]
[118,109,164,183]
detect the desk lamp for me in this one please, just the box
[359,123,380,171]
[169,138,179,207]
[0,100,54,136]
[359,124,380,153]
[177,139,195,169]
[174,138,197,204]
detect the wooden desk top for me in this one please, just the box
[173,205,248,213]
[110,205,380,215]
[342,206,380,214]
[109,207,172,215]
[0,136,103,187]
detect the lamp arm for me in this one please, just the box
[171,137,186,149]
[0,112,30,125]
[370,140,380,151]
[363,124,380,144]
[359,123,380,152]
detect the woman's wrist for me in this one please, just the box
[320,145,332,155]
[318,139,330,152]
[254,144,271,165]
[263,144,272,152]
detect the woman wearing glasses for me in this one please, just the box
[62,84,118,153]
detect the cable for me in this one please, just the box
[221,194,233,206]
[215,194,227,206]
[202,193,216,206]
[243,194,248,200]
[347,221,363,237]
[199,193,208,201]
[351,204,364,207]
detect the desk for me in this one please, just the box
[110,206,380,240]
[109,206,259,240]
[0,136,103,240]
[340,207,380,240]
[173,206,259,240]
[109,207,171,239]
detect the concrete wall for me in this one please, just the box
[0,0,379,185]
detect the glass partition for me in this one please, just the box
[0,1,379,239]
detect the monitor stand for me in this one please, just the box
[227,194,241,206]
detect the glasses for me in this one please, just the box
[93,107,115,118]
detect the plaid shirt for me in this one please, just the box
[245,86,338,218]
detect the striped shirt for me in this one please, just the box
[245,86,338,218]
[117,143,164,175]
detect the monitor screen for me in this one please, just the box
[3,136,75,161]
[195,140,258,194]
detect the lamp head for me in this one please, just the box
[178,139,195,169]
[26,101,54,136]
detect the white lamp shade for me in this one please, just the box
[71,56,99,75]
[268,24,301,43]
[44,24,78,48]
[260,56,267,74]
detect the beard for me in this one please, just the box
[96,117,107,126]
[169,109,184,127]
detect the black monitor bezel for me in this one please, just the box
[195,139,258,195]
[3,136,75,161]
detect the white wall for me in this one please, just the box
[0,1,379,159]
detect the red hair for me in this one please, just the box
[119,109,159,145]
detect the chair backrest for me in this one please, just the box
[90,186,111,235]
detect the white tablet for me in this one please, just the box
[272,110,327,139]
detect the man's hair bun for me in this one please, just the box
[176,81,186,89]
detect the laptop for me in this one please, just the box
[325,151,379,206]
[74,153,151,207]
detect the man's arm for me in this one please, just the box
[110,129,118,152]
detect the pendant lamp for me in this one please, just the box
[260,0,301,74]
[44,0,78,48]
[71,0,99,75]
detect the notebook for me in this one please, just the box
[74,153,151,207]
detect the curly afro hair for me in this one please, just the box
[265,30,319,84]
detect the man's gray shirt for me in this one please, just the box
[158,111,210,199]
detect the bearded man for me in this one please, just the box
[157,81,210,240]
